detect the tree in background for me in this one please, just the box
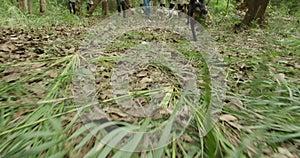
[18,0,45,13]
[87,0,101,14]
[20,0,28,11]
[40,0,46,12]
[242,0,270,25]
[102,0,108,15]
[126,0,131,7]
[28,0,33,14]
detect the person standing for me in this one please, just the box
[116,0,127,17]
[69,0,76,14]
[87,0,93,11]
[139,0,150,17]
[69,0,80,14]
[169,0,176,9]
[143,0,150,17]
[159,0,166,7]
[140,0,143,7]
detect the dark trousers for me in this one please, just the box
[69,2,76,14]
[87,3,92,11]
[117,0,127,17]
[178,4,183,11]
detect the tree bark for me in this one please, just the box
[102,0,108,15]
[20,0,28,11]
[242,0,269,25]
[28,0,33,14]
[126,0,131,7]
[87,0,101,14]
[255,0,270,24]
[40,0,46,13]
[108,0,117,12]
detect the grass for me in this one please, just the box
[1,0,300,157]
[0,0,89,28]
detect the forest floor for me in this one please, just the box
[0,6,300,158]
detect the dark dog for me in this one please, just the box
[188,0,208,41]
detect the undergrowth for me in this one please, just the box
[0,0,299,158]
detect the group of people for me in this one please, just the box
[69,0,93,14]
[68,0,204,16]
[68,0,207,41]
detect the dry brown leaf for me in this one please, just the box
[136,71,148,77]
[109,107,129,117]
[31,63,47,69]
[13,108,33,119]
[0,43,16,52]
[99,90,112,100]
[181,134,195,143]
[227,121,242,129]
[219,114,238,122]
[26,86,46,96]
[3,73,21,82]
[140,77,153,84]
[228,98,244,107]
[50,72,58,78]
[277,147,295,158]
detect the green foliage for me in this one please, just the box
[208,0,235,16]
[0,0,87,28]
[271,0,300,15]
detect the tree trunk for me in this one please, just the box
[28,0,33,14]
[20,0,28,11]
[108,0,117,12]
[126,0,131,7]
[40,0,46,13]
[255,0,270,24]
[87,0,102,14]
[102,0,108,15]
[242,0,269,25]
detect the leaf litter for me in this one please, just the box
[0,10,299,157]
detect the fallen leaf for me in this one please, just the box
[219,114,238,122]
[140,77,153,84]
[227,121,242,129]
[277,147,294,158]
[50,72,58,78]
[181,134,195,143]
[31,63,47,69]
[229,98,244,107]
[3,73,21,82]
[0,43,16,52]
[136,71,148,77]
[26,86,46,96]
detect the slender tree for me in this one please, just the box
[20,0,28,11]
[28,0,33,14]
[126,0,131,7]
[108,0,117,11]
[40,0,46,13]
[242,0,270,25]
[102,0,108,15]
[87,0,101,14]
